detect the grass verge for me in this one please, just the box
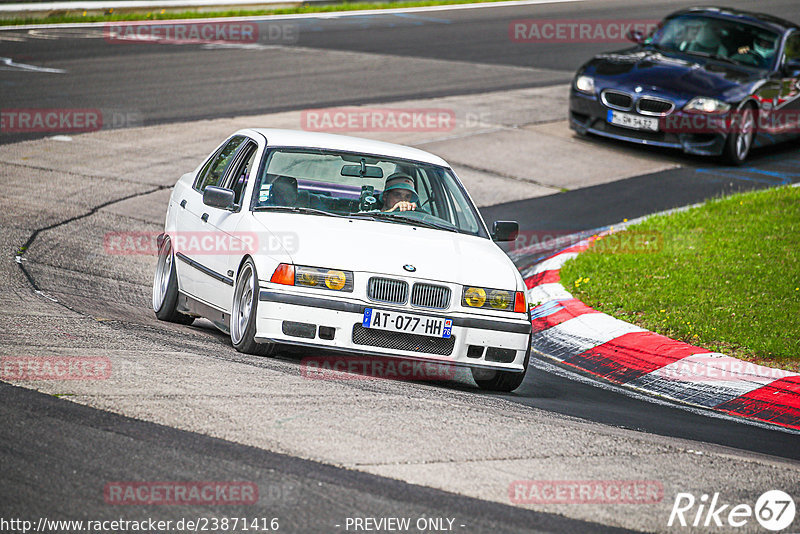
[560,185,800,372]
[0,0,510,26]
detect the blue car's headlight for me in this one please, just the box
[574,75,596,95]
[684,97,731,114]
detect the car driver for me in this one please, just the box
[380,173,419,212]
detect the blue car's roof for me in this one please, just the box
[670,6,799,34]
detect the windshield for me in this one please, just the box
[646,14,781,69]
[252,148,487,237]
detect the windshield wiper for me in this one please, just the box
[360,211,459,233]
[252,205,346,217]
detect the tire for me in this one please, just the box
[152,235,194,325]
[472,333,532,392]
[722,104,756,165]
[230,258,275,356]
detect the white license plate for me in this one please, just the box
[363,308,452,339]
[607,110,659,132]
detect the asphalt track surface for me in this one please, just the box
[0,382,630,533]
[2,0,800,531]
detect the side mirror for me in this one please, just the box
[203,186,236,210]
[626,29,645,44]
[783,58,800,77]
[492,220,519,242]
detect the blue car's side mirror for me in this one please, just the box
[627,29,645,44]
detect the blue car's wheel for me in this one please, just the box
[723,104,756,165]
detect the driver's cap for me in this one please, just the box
[382,173,419,203]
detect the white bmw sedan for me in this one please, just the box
[153,129,532,391]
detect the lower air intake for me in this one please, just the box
[352,324,455,356]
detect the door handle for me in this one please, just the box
[180,199,187,208]
[201,213,209,222]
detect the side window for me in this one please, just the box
[194,136,245,192]
[225,142,259,206]
[784,32,800,62]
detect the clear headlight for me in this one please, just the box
[270,264,354,292]
[462,286,527,313]
[575,75,596,95]
[684,97,731,114]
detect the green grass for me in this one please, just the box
[560,185,800,372]
[0,0,509,26]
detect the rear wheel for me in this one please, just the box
[152,235,194,325]
[231,258,275,356]
[722,104,756,165]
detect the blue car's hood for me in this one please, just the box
[583,47,765,104]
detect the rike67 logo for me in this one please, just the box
[668,490,796,531]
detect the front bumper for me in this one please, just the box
[569,90,727,157]
[255,285,532,372]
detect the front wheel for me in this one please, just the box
[722,104,756,165]
[472,367,527,392]
[152,235,194,325]
[230,258,275,356]
[472,336,531,392]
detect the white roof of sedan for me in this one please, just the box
[245,128,449,167]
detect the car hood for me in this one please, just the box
[249,213,523,290]
[585,47,763,103]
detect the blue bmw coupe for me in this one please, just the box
[569,7,800,164]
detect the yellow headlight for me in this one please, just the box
[488,290,511,310]
[298,271,318,287]
[464,287,486,307]
[324,270,347,290]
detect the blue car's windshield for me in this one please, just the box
[646,15,781,69]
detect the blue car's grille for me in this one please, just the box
[637,97,674,116]
[601,90,633,110]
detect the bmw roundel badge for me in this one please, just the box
[403,264,416,272]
